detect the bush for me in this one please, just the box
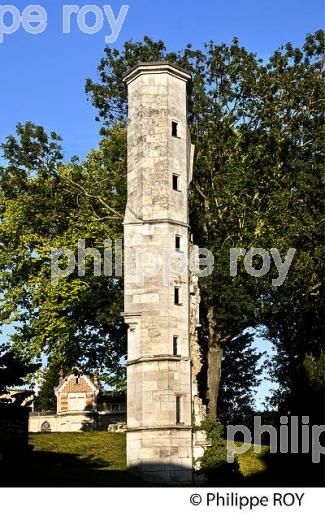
[198,415,241,484]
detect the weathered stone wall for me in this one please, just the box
[123,63,193,484]
[127,428,192,483]
[29,412,94,432]
[189,244,209,472]
[29,411,126,432]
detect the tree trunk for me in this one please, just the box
[207,307,224,419]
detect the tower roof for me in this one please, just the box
[122,61,191,85]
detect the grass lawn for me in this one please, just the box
[2,432,271,487]
[30,431,127,474]
[4,432,321,486]
[233,442,269,478]
[4,432,143,487]
[229,440,324,486]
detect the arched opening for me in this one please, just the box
[41,420,51,433]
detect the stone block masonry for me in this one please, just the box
[123,62,205,485]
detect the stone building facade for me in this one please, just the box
[122,62,206,484]
[29,371,126,432]
[56,371,98,415]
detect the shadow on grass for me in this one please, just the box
[239,451,325,487]
[201,453,324,487]
[1,441,323,487]
[201,442,325,487]
[1,446,146,487]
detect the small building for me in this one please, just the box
[29,370,126,433]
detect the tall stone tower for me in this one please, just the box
[123,62,196,484]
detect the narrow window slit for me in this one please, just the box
[176,396,181,424]
[173,336,178,356]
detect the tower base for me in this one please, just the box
[127,427,193,485]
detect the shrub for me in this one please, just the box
[198,415,241,484]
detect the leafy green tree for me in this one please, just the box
[0,344,40,405]
[197,415,241,483]
[303,352,325,391]
[190,31,323,417]
[87,33,324,417]
[217,332,264,424]
[0,122,126,389]
[257,32,324,418]
[86,36,269,417]
[1,30,323,421]
[33,363,62,412]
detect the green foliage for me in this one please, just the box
[198,415,241,483]
[217,332,264,424]
[300,352,325,422]
[189,31,324,415]
[0,123,127,389]
[0,344,40,405]
[85,36,181,128]
[86,31,324,416]
[1,31,323,417]
[33,363,62,412]
[256,31,324,416]
[303,352,325,391]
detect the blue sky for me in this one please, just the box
[0,0,322,406]
[0,0,322,160]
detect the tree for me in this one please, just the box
[197,415,241,483]
[188,31,323,418]
[0,122,127,389]
[33,363,62,412]
[86,31,323,418]
[1,31,323,421]
[86,36,269,417]
[257,32,324,417]
[217,332,264,424]
[0,344,40,405]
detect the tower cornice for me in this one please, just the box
[126,355,190,366]
[123,61,191,85]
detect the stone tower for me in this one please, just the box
[122,62,198,484]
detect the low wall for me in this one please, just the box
[29,413,94,432]
[29,411,127,432]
